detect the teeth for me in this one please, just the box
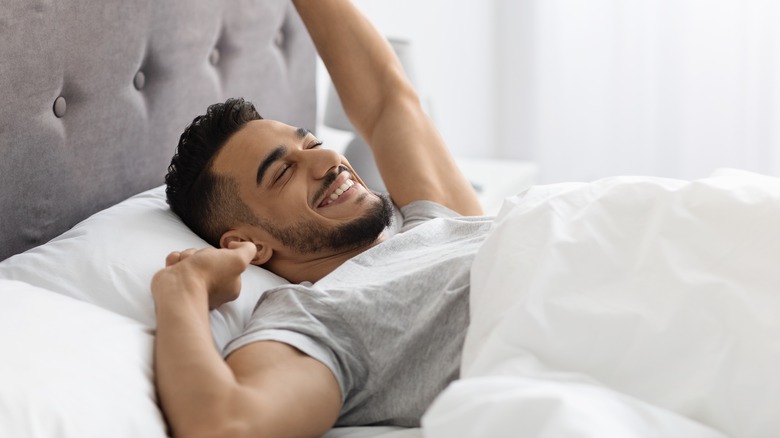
[325,179,355,205]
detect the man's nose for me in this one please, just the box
[306,147,344,178]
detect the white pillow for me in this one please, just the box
[0,279,167,437]
[0,186,409,438]
[0,185,288,350]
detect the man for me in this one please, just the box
[152,0,486,436]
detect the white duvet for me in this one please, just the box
[423,170,780,438]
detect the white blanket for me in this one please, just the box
[423,170,780,438]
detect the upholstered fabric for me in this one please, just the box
[0,0,316,260]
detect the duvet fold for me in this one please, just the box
[424,170,780,438]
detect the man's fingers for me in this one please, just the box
[165,251,181,267]
[227,240,258,263]
[165,248,199,267]
[180,248,198,258]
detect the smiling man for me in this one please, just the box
[152,0,485,437]
[168,114,397,283]
[209,119,397,282]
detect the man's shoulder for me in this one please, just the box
[397,199,461,233]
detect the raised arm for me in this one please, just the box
[151,243,341,438]
[293,0,483,215]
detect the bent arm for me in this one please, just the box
[152,246,341,438]
[293,0,483,215]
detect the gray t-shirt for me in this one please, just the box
[223,201,493,427]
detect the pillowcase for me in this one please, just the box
[0,185,288,350]
[0,279,167,437]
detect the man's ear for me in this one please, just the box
[220,230,273,265]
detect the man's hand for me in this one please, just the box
[151,241,256,309]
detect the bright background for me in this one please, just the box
[316,0,780,183]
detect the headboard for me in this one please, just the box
[0,0,316,261]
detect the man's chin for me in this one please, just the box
[329,192,393,251]
[267,192,393,255]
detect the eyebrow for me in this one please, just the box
[256,145,287,186]
[295,127,311,139]
[255,127,312,186]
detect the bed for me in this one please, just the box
[3,1,780,438]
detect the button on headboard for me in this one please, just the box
[0,0,316,260]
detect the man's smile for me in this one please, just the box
[317,171,358,208]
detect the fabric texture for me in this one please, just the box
[0,185,287,350]
[0,0,316,260]
[223,201,494,427]
[0,280,166,438]
[424,170,780,438]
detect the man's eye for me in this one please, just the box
[308,141,323,149]
[276,164,292,182]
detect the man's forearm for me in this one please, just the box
[293,0,483,215]
[292,0,417,139]
[153,276,241,437]
[150,244,340,438]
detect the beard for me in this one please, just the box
[262,191,394,255]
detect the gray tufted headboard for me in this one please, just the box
[0,0,316,261]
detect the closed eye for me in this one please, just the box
[274,163,293,184]
[273,140,322,187]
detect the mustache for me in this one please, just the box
[312,165,351,205]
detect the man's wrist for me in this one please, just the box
[151,267,209,308]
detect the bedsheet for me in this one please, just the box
[424,170,780,438]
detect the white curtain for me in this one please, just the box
[498,0,780,183]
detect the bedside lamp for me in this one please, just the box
[323,38,419,193]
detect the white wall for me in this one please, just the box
[319,1,780,183]
[316,0,497,159]
[495,0,780,183]
[494,0,536,162]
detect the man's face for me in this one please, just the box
[211,119,391,259]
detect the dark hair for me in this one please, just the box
[165,98,263,247]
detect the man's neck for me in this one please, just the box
[265,234,387,284]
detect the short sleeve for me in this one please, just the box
[222,286,368,404]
